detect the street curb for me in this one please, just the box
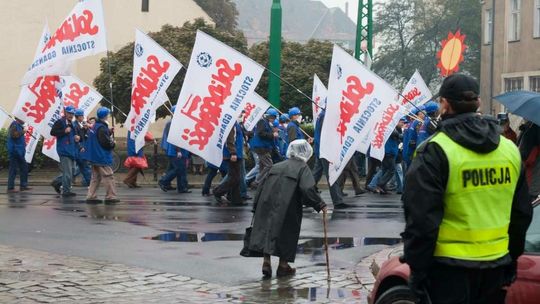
[354,244,403,292]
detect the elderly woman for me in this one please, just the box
[247,139,327,278]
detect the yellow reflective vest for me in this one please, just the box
[429,132,521,261]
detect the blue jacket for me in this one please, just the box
[86,121,113,166]
[7,121,25,157]
[384,128,400,157]
[313,110,325,158]
[286,120,304,144]
[224,122,244,159]
[277,125,288,158]
[161,120,171,151]
[54,118,77,159]
[417,117,432,146]
[127,131,143,157]
[250,119,274,150]
[402,121,419,165]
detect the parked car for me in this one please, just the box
[369,200,540,304]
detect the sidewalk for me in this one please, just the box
[0,245,368,303]
[354,245,403,292]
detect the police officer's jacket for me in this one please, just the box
[402,113,533,273]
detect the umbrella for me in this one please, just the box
[494,91,540,126]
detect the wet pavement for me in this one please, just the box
[0,185,405,303]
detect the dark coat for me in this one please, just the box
[402,113,532,273]
[248,158,325,262]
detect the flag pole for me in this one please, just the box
[106,52,116,128]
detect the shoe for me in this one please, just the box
[396,191,403,195]
[133,185,142,188]
[86,198,102,204]
[7,189,19,193]
[262,262,272,279]
[374,187,388,195]
[178,190,192,194]
[61,192,77,197]
[276,265,296,277]
[315,187,322,194]
[104,198,120,204]
[230,201,248,206]
[366,186,377,193]
[242,195,253,200]
[334,203,353,210]
[165,185,176,191]
[51,182,61,194]
[214,194,225,204]
[20,187,33,191]
[158,182,168,192]
[342,192,349,197]
[202,193,211,197]
[123,181,134,188]
[354,189,367,196]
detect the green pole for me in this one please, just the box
[354,0,363,60]
[354,0,373,60]
[268,0,282,108]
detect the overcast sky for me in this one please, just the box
[319,0,386,23]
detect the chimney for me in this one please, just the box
[345,2,349,17]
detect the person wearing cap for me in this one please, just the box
[416,101,440,146]
[85,107,119,203]
[249,108,279,188]
[50,105,78,197]
[7,117,31,193]
[244,139,327,278]
[72,109,91,187]
[402,74,532,303]
[286,107,305,145]
[277,114,290,159]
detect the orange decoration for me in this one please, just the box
[437,30,467,77]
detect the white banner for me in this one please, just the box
[24,126,40,163]
[59,75,103,117]
[242,93,271,132]
[22,0,107,84]
[42,137,60,162]
[368,71,433,161]
[126,29,182,153]
[312,74,327,122]
[168,31,264,166]
[400,70,433,114]
[320,45,398,185]
[13,76,64,139]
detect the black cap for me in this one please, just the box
[438,74,479,102]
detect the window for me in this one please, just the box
[509,0,521,41]
[531,76,540,92]
[504,77,524,92]
[535,0,540,38]
[142,0,149,12]
[485,9,493,44]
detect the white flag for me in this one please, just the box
[312,74,327,122]
[368,71,433,161]
[242,93,271,132]
[60,75,103,117]
[22,0,107,84]
[320,45,398,185]
[42,137,60,162]
[126,29,182,153]
[399,70,433,114]
[13,76,64,139]
[168,31,264,166]
[24,126,41,164]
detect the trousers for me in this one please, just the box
[87,165,117,200]
[7,153,28,189]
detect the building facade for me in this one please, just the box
[0,0,211,133]
[480,0,540,114]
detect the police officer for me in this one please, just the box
[249,108,279,188]
[50,105,77,197]
[7,117,30,193]
[402,74,532,303]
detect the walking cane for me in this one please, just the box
[322,209,331,281]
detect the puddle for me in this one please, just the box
[144,231,401,253]
[225,286,363,302]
